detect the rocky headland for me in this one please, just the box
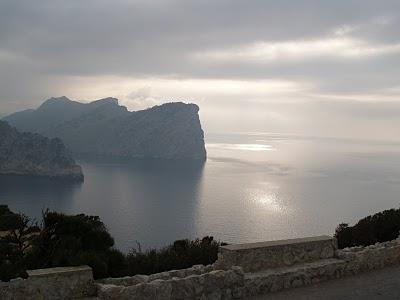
[4,97,207,160]
[0,121,83,181]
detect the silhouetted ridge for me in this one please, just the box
[4,98,206,160]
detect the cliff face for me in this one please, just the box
[0,121,84,181]
[4,97,207,160]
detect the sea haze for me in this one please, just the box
[1,133,400,252]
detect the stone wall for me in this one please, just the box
[97,265,244,300]
[337,238,400,275]
[98,264,215,286]
[3,237,400,299]
[0,266,95,300]
[215,235,336,272]
[241,237,400,297]
[242,258,347,297]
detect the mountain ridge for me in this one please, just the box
[4,97,207,160]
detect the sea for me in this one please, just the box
[1,132,400,252]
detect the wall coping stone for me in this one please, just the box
[4,237,399,299]
[221,235,333,251]
[26,265,92,277]
[216,235,336,272]
[1,265,95,299]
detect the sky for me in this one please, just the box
[0,0,400,140]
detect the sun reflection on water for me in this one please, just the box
[206,143,275,151]
[248,188,290,214]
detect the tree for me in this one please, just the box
[126,236,221,275]
[0,206,224,281]
[26,210,121,279]
[335,208,400,248]
[0,205,38,281]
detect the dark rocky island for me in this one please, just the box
[0,121,84,181]
[4,97,207,160]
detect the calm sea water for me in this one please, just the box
[1,133,400,252]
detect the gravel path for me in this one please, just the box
[248,265,400,300]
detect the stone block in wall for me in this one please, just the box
[216,235,337,272]
[98,264,214,287]
[97,266,245,300]
[337,239,400,275]
[0,265,95,300]
[243,258,347,297]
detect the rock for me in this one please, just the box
[4,97,207,160]
[96,266,243,300]
[96,283,121,300]
[0,121,83,181]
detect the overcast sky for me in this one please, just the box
[1,0,399,140]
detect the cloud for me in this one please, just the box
[194,38,400,63]
[0,0,400,139]
[126,87,161,110]
[333,25,358,37]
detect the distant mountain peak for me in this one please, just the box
[3,97,206,160]
[38,96,75,110]
[51,95,70,101]
[90,97,119,106]
[38,96,121,111]
[43,95,72,103]
[147,102,200,113]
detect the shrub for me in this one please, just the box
[335,208,400,249]
[0,206,223,281]
[126,236,221,275]
[0,205,37,281]
[0,238,27,281]
[106,248,128,278]
[25,210,119,279]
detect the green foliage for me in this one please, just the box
[335,208,400,249]
[26,210,119,279]
[0,206,222,281]
[106,248,128,278]
[126,236,221,275]
[0,205,35,281]
[0,238,26,281]
[0,205,22,231]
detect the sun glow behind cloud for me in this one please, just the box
[1,1,400,141]
[58,76,310,109]
[194,38,400,63]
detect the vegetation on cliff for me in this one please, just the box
[3,205,400,281]
[0,205,39,281]
[0,121,83,181]
[126,236,221,276]
[335,208,400,249]
[0,206,220,281]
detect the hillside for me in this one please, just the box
[0,121,83,181]
[4,97,207,160]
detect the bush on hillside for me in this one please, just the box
[0,206,222,281]
[26,210,124,279]
[126,236,222,275]
[0,205,39,281]
[335,208,400,249]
